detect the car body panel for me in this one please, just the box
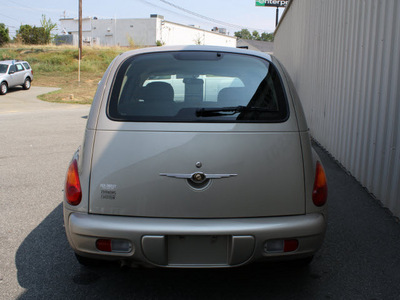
[63,45,327,268]
[64,209,326,267]
[89,130,305,218]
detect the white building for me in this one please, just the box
[59,15,237,48]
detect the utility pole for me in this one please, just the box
[78,0,82,82]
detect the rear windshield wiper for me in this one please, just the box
[196,106,277,117]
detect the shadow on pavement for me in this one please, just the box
[15,204,317,299]
[15,143,400,299]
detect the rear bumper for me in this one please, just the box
[64,209,326,268]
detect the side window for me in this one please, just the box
[9,65,16,73]
[16,64,24,72]
[23,63,31,70]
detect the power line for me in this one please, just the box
[158,0,267,32]
[0,12,20,22]
[7,0,37,11]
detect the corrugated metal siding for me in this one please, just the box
[275,0,400,216]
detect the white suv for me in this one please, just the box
[0,60,33,95]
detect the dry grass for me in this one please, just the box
[35,72,103,104]
[0,44,141,104]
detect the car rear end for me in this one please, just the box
[63,46,327,268]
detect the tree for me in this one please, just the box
[234,29,252,40]
[16,15,57,45]
[252,30,261,41]
[234,29,274,42]
[17,25,48,44]
[0,23,10,46]
[261,32,274,42]
[40,15,57,43]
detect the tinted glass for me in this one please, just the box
[0,64,7,73]
[23,63,31,70]
[108,52,288,122]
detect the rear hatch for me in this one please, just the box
[88,49,305,218]
[89,129,304,218]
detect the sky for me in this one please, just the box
[1,0,286,38]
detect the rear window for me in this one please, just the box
[22,63,31,70]
[108,51,288,122]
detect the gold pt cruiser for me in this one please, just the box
[64,45,328,268]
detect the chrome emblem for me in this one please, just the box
[160,172,237,183]
[195,162,202,168]
[191,172,206,183]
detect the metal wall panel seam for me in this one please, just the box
[354,0,370,180]
[337,0,351,162]
[391,1,400,215]
[370,3,390,197]
[385,0,400,214]
[351,0,366,179]
[377,0,396,203]
[364,1,381,192]
[327,3,342,155]
[359,0,377,187]
[345,0,359,171]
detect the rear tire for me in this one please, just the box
[0,82,7,95]
[23,78,31,90]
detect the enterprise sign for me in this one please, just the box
[256,0,289,7]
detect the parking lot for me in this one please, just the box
[1,88,400,299]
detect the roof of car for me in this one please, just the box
[0,60,28,65]
[117,45,273,62]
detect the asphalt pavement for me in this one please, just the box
[1,87,400,299]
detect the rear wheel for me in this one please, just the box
[23,78,31,90]
[0,82,7,95]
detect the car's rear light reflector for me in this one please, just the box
[312,161,328,207]
[265,239,284,253]
[96,239,112,252]
[65,159,82,206]
[264,239,299,253]
[283,239,299,252]
[96,239,132,253]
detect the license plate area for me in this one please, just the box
[168,235,228,266]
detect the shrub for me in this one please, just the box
[0,23,10,46]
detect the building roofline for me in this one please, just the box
[59,16,236,39]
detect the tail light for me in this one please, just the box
[65,159,82,205]
[312,161,328,206]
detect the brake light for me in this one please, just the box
[65,159,82,205]
[312,161,328,206]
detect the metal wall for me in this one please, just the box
[274,0,400,216]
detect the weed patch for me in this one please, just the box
[0,45,136,103]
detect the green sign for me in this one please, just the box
[256,0,288,7]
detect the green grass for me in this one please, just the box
[0,45,135,104]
